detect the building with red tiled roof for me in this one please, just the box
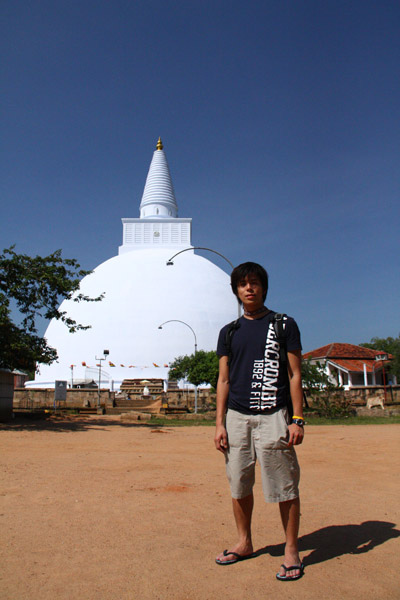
[303,343,395,389]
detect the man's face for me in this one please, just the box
[236,274,265,308]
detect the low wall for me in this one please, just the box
[166,389,215,410]
[0,371,14,420]
[13,385,399,413]
[345,385,399,405]
[305,385,399,406]
[13,387,215,411]
[168,387,400,410]
[13,388,114,409]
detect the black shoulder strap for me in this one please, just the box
[273,312,306,415]
[225,318,241,366]
[273,313,288,363]
[273,312,294,418]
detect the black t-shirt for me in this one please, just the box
[217,311,302,414]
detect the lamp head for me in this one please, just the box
[166,260,174,266]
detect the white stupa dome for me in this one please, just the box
[29,139,238,388]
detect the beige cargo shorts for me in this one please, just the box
[225,408,300,503]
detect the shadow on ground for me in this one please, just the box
[0,414,168,433]
[255,521,400,565]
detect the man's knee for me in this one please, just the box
[279,496,300,507]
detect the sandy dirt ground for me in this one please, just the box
[0,415,399,600]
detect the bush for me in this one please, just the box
[310,390,355,419]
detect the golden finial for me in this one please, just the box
[156,136,163,150]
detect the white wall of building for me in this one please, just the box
[29,248,238,388]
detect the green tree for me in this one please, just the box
[301,359,338,391]
[360,335,400,382]
[169,350,219,388]
[0,246,103,372]
[301,359,353,418]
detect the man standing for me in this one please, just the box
[214,262,305,581]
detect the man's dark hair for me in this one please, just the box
[230,262,269,305]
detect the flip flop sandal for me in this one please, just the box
[215,549,253,565]
[276,562,305,581]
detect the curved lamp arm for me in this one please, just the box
[166,246,234,269]
[158,319,197,353]
[166,247,240,318]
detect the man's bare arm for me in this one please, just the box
[287,349,304,446]
[214,356,229,453]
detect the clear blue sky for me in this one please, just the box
[1,0,399,352]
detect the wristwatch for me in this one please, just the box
[292,416,305,427]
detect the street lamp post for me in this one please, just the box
[158,320,198,413]
[374,353,388,404]
[70,364,76,388]
[166,246,241,318]
[95,349,109,408]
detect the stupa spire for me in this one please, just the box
[119,138,192,254]
[139,138,178,219]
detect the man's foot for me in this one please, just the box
[276,547,303,580]
[276,562,304,581]
[215,542,254,565]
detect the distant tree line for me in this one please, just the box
[360,335,400,382]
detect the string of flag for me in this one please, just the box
[79,361,170,368]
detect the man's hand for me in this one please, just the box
[214,424,228,453]
[288,423,304,447]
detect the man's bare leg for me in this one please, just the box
[216,493,254,563]
[278,497,302,578]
